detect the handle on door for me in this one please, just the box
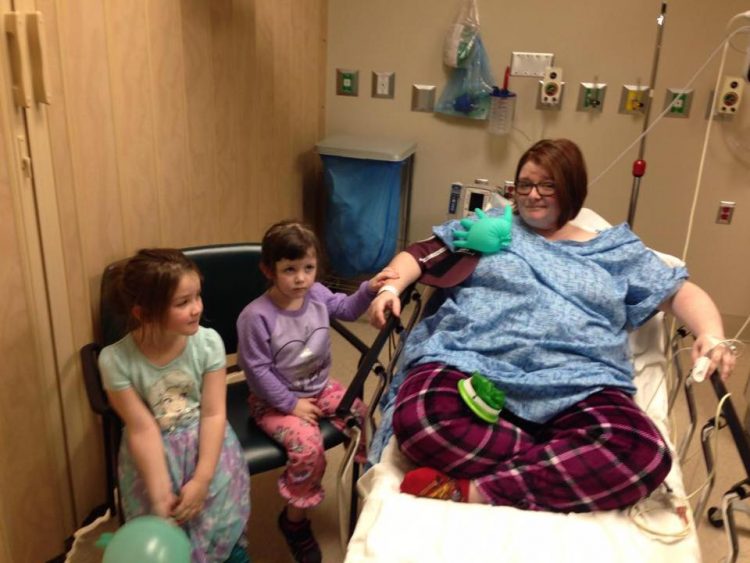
[26,12,51,104]
[4,12,31,108]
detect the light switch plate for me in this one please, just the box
[411,84,436,112]
[372,71,395,99]
[510,52,554,77]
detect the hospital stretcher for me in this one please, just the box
[341,208,732,563]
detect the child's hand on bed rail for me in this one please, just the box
[692,334,740,381]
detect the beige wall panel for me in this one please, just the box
[0,48,69,562]
[228,0,258,240]
[268,0,295,220]
[38,0,105,523]
[0,2,328,554]
[104,0,161,251]
[632,2,750,321]
[56,0,124,272]
[180,0,220,245]
[292,0,326,229]
[232,0,259,240]
[146,0,193,247]
[210,0,243,241]
[251,0,279,230]
[326,0,750,321]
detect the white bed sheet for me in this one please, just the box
[345,210,701,563]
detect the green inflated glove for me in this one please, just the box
[453,206,513,254]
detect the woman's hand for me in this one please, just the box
[368,291,401,329]
[692,334,737,381]
[368,267,400,293]
[172,477,210,524]
[293,398,322,423]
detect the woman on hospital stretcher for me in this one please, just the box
[369,138,737,512]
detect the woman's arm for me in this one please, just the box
[660,280,736,380]
[172,368,227,523]
[368,251,422,329]
[107,387,176,517]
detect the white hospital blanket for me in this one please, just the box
[345,313,702,563]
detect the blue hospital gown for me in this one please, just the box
[369,212,687,465]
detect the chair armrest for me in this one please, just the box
[335,285,417,420]
[331,319,369,357]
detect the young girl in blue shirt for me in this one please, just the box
[98,248,250,562]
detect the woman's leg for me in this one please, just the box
[474,387,672,512]
[393,364,536,479]
[393,364,672,512]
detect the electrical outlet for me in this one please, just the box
[619,85,650,115]
[538,66,564,108]
[336,69,358,96]
[577,82,606,112]
[664,88,693,118]
[716,201,736,224]
[715,75,744,114]
[372,71,395,99]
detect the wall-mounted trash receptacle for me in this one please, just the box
[316,135,416,279]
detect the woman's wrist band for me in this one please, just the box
[705,335,738,354]
[377,284,400,297]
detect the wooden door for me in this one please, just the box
[0,1,76,560]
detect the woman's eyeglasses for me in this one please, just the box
[513,180,556,196]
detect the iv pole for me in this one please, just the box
[626,1,668,228]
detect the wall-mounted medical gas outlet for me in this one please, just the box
[372,71,395,99]
[618,85,650,115]
[510,52,554,77]
[538,67,564,108]
[336,69,358,96]
[663,88,693,118]
[715,76,744,114]
[577,83,606,112]
[716,201,736,224]
[411,84,436,112]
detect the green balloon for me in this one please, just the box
[103,516,191,563]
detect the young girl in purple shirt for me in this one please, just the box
[236,220,396,563]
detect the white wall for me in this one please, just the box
[325,0,750,327]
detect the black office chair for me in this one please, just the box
[79,243,411,543]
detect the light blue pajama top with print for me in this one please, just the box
[369,210,687,464]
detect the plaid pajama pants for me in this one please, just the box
[392,363,672,512]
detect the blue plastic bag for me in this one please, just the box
[322,155,404,277]
[436,35,495,120]
[436,0,494,120]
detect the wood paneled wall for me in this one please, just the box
[1,1,326,558]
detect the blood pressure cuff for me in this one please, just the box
[405,236,479,288]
